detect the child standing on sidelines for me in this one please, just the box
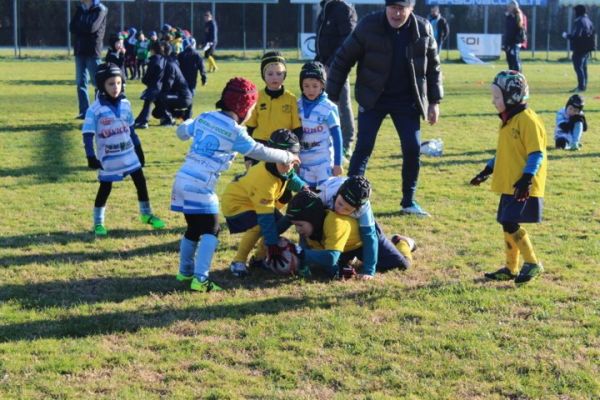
[134,31,150,81]
[124,27,138,79]
[222,129,307,277]
[82,63,165,236]
[171,78,300,292]
[245,51,303,168]
[105,33,126,77]
[177,37,207,119]
[554,94,588,150]
[297,61,343,188]
[470,70,547,285]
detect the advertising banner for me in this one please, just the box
[457,33,502,63]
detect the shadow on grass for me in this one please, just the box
[0,240,180,267]
[0,291,336,342]
[0,122,76,134]
[0,228,183,249]
[5,79,74,86]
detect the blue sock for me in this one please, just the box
[194,234,219,281]
[179,237,198,277]
[93,207,105,225]
[572,121,583,145]
[139,201,152,215]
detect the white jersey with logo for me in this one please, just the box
[316,177,375,228]
[171,111,258,215]
[298,96,339,167]
[82,98,140,182]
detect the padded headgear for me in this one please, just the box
[268,129,301,155]
[216,77,258,120]
[492,70,529,106]
[286,191,326,234]
[299,61,326,89]
[260,51,287,80]
[566,94,584,110]
[337,176,371,209]
[95,63,123,94]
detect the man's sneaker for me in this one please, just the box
[134,122,149,129]
[75,113,85,120]
[160,118,175,126]
[515,263,544,286]
[190,277,223,292]
[400,202,430,217]
[175,272,194,282]
[140,214,166,229]
[94,224,108,236]
[230,261,249,277]
[568,142,581,151]
[484,267,518,281]
[391,235,417,252]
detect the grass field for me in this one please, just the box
[0,54,599,399]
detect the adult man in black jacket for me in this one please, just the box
[316,0,357,158]
[563,5,596,92]
[327,0,443,216]
[69,0,107,119]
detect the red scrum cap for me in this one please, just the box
[217,77,258,121]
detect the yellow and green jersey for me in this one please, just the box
[306,210,363,253]
[245,89,302,142]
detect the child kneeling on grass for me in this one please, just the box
[82,63,165,236]
[171,78,300,292]
[285,190,411,280]
[554,94,588,151]
[222,129,307,277]
[470,70,547,286]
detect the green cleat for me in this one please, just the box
[175,273,194,282]
[190,277,223,292]
[484,267,517,281]
[515,263,544,286]
[94,224,108,236]
[140,214,166,229]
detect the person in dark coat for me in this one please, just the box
[203,11,219,72]
[316,0,357,159]
[69,0,108,119]
[503,0,526,72]
[177,37,207,119]
[327,0,443,217]
[153,43,193,125]
[134,40,167,128]
[563,5,596,92]
[427,6,449,54]
[105,33,126,75]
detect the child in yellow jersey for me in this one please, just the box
[222,130,307,277]
[244,51,303,169]
[285,190,410,280]
[470,70,547,286]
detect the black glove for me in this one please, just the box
[201,75,207,86]
[135,145,145,167]
[267,244,287,270]
[470,165,493,186]
[278,188,293,205]
[87,156,102,170]
[513,173,533,202]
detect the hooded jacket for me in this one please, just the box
[69,0,108,58]
[315,0,357,67]
[567,13,596,53]
[326,11,443,118]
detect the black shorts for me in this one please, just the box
[496,194,543,224]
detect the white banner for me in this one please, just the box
[457,33,502,64]
[300,33,316,60]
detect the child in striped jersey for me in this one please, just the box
[82,63,165,236]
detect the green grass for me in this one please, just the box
[0,56,599,399]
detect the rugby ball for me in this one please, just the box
[268,237,299,276]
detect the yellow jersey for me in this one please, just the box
[245,88,302,142]
[306,210,363,253]
[491,108,548,197]
[222,162,289,217]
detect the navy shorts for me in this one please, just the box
[496,194,543,224]
[225,210,283,234]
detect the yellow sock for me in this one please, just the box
[254,237,267,261]
[233,225,261,263]
[504,231,521,275]
[511,227,539,265]
[394,240,413,263]
[208,56,218,71]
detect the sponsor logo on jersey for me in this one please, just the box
[99,124,130,138]
[282,104,291,113]
[100,117,113,126]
